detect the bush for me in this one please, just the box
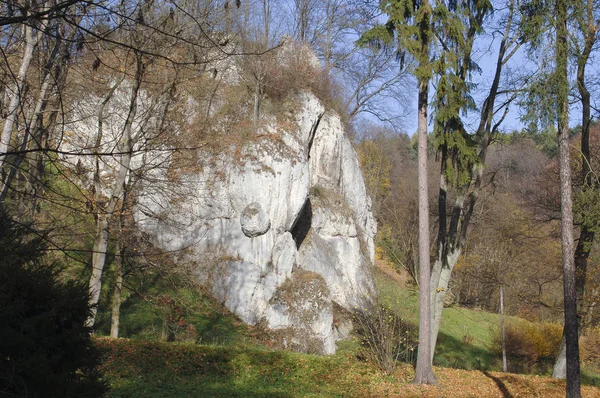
[260,40,345,117]
[582,327,600,372]
[353,305,416,375]
[0,211,106,397]
[155,293,199,343]
[490,319,562,374]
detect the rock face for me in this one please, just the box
[240,202,271,238]
[136,91,376,354]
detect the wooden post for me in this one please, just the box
[500,285,507,372]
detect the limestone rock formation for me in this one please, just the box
[136,91,376,354]
[240,202,271,238]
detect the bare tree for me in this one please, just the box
[0,5,43,198]
[86,52,142,328]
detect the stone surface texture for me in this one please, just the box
[135,92,376,354]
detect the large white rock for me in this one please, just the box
[240,202,271,237]
[135,92,376,353]
[309,111,377,264]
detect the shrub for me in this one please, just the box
[582,327,600,372]
[155,293,199,343]
[0,211,106,397]
[490,319,562,374]
[353,305,416,375]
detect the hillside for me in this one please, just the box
[94,263,600,397]
[97,338,600,398]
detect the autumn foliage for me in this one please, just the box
[490,320,562,373]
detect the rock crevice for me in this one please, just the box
[137,92,376,354]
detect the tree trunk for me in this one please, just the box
[556,0,581,395]
[552,0,597,381]
[86,58,141,328]
[86,214,110,329]
[0,71,50,204]
[0,24,37,195]
[427,1,517,361]
[253,79,261,126]
[261,0,270,46]
[110,240,124,338]
[412,1,436,383]
[24,23,75,211]
[412,77,436,385]
[429,249,460,359]
[500,286,507,372]
[553,336,567,378]
[553,225,594,379]
[110,189,129,338]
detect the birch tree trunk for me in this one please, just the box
[0,23,38,195]
[86,58,142,329]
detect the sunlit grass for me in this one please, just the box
[96,266,600,397]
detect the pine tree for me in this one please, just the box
[359,0,437,384]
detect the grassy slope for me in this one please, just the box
[97,266,600,397]
[376,268,500,370]
[97,338,600,397]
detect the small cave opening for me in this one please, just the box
[291,198,312,249]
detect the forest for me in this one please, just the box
[1,0,600,397]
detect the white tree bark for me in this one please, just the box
[429,249,461,360]
[86,68,140,329]
[110,238,124,338]
[0,23,38,180]
[553,337,567,378]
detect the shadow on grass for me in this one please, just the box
[194,312,241,345]
[582,367,600,387]
[482,371,514,398]
[434,331,498,370]
[109,382,293,398]
[100,340,304,398]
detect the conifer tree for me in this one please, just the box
[359,0,437,384]
[362,1,521,367]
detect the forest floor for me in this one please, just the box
[95,262,600,397]
[97,337,600,397]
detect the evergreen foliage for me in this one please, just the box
[431,0,491,187]
[357,0,434,84]
[0,211,106,398]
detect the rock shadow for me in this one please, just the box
[291,198,312,249]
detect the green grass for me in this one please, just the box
[582,366,600,387]
[95,266,600,397]
[94,280,253,347]
[96,337,600,398]
[375,269,500,369]
[375,269,548,372]
[97,339,380,397]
